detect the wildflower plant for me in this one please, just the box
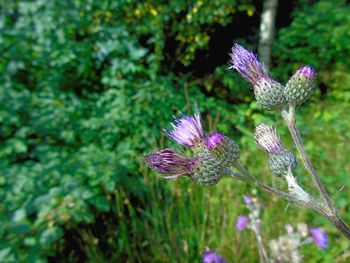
[145,43,350,252]
[237,195,328,263]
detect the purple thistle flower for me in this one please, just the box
[285,65,316,105]
[205,132,225,149]
[243,195,253,205]
[236,215,249,231]
[145,149,196,179]
[229,44,269,86]
[310,228,328,249]
[254,124,284,153]
[164,108,204,148]
[298,66,316,80]
[202,250,226,263]
[229,44,286,110]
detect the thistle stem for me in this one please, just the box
[326,215,350,240]
[279,105,350,240]
[233,162,296,203]
[253,227,269,263]
[282,105,335,213]
[231,163,350,240]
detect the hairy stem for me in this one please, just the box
[326,215,350,240]
[233,162,297,203]
[230,164,350,240]
[282,106,335,213]
[282,106,350,240]
[254,227,269,263]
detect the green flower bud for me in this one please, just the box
[285,66,316,106]
[191,147,225,186]
[254,79,286,110]
[268,149,297,177]
[205,132,240,168]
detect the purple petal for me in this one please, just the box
[164,107,204,147]
[310,227,328,249]
[229,44,268,86]
[205,132,225,149]
[243,195,253,205]
[254,124,283,153]
[145,149,195,177]
[202,251,226,263]
[236,215,249,231]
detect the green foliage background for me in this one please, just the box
[1,0,350,262]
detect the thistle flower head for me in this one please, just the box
[229,44,286,110]
[310,228,328,249]
[236,215,249,231]
[145,149,196,179]
[164,108,204,148]
[202,251,226,263]
[229,44,268,86]
[254,124,283,153]
[205,132,240,167]
[285,66,316,105]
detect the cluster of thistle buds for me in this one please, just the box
[146,43,350,243]
[146,44,317,186]
[236,195,328,263]
[145,108,240,186]
[229,44,316,110]
[229,44,317,180]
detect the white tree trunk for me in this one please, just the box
[259,0,278,72]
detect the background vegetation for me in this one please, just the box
[1,0,350,262]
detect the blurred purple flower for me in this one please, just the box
[145,149,196,179]
[164,108,204,148]
[202,250,226,263]
[243,195,253,205]
[310,227,328,249]
[236,215,249,231]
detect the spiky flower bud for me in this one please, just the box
[285,66,316,106]
[191,147,226,186]
[205,132,240,167]
[255,124,297,176]
[164,108,204,148]
[146,149,225,186]
[229,44,285,110]
[269,149,297,177]
[145,149,196,179]
[254,124,283,154]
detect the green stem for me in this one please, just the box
[282,105,335,213]
[254,228,269,263]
